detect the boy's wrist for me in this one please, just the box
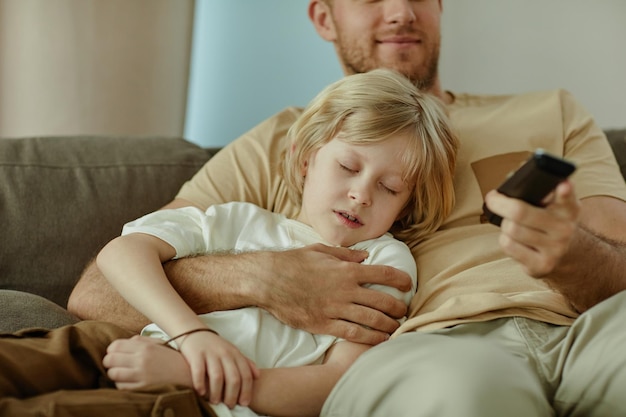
[163,327,219,349]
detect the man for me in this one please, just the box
[69,1,626,415]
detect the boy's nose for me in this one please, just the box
[349,185,372,206]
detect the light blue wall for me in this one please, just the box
[184,0,342,147]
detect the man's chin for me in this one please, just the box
[345,58,432,87]
[373,54,426,75]
[379,65,428,84]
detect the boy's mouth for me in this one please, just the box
[335,210,363,227]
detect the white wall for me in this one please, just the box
[439,0,626,131]
[185,0,626,148]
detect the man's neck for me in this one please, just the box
[428,79,453,105]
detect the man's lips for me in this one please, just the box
[377,35,421,45]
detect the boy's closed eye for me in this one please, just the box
[380,183,399,195]
[339,162,358,174]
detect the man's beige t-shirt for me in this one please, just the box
[177,89,626,335]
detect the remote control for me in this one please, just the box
[483,150,576,226]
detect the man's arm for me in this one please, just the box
[68,201,412,342]
[68,247,269,333]
[546,191,626,312]
[485,181,626,312]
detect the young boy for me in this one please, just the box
[0,69,457,417]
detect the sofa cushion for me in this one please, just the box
[0,290,80,333]
[0,136,215,307]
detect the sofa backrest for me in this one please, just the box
[1,131,625,310]
[0,136,216,307]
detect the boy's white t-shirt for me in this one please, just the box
[122,202,417,417]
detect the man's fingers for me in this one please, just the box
[264,244,413,343]
[320,245,413,293]
[355,264,413,293]
[350,289,407,323]
[312,243,369,263]
[326,319,390,346]
[496,180,580,277]
[553,181,580,221]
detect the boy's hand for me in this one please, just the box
[105,335,193,389]
[179,331,260,408]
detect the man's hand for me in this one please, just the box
[485,180,626,312]
[251,244,412,345]
[484,180,580,277]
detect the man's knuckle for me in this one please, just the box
[343,324,361,341]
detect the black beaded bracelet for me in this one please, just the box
[161,327,219,347]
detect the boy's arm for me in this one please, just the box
[97,232,258,402]
[96,232,207,337]
[248,341,370,417]
[70,198,263,332]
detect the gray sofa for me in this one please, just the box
[0,136,217,332]
[1,131,625,333]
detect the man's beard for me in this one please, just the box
[336,35,440,91]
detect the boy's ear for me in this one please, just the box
[308,0,337,42]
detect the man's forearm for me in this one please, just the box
[547,225,626,313]
[163,251,263,313]
[67,259,150,332]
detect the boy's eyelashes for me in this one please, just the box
[382,186,399,196]
[338,163,401,196]
[339,163,357,173]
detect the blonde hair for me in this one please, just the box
[282,68,458,243]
